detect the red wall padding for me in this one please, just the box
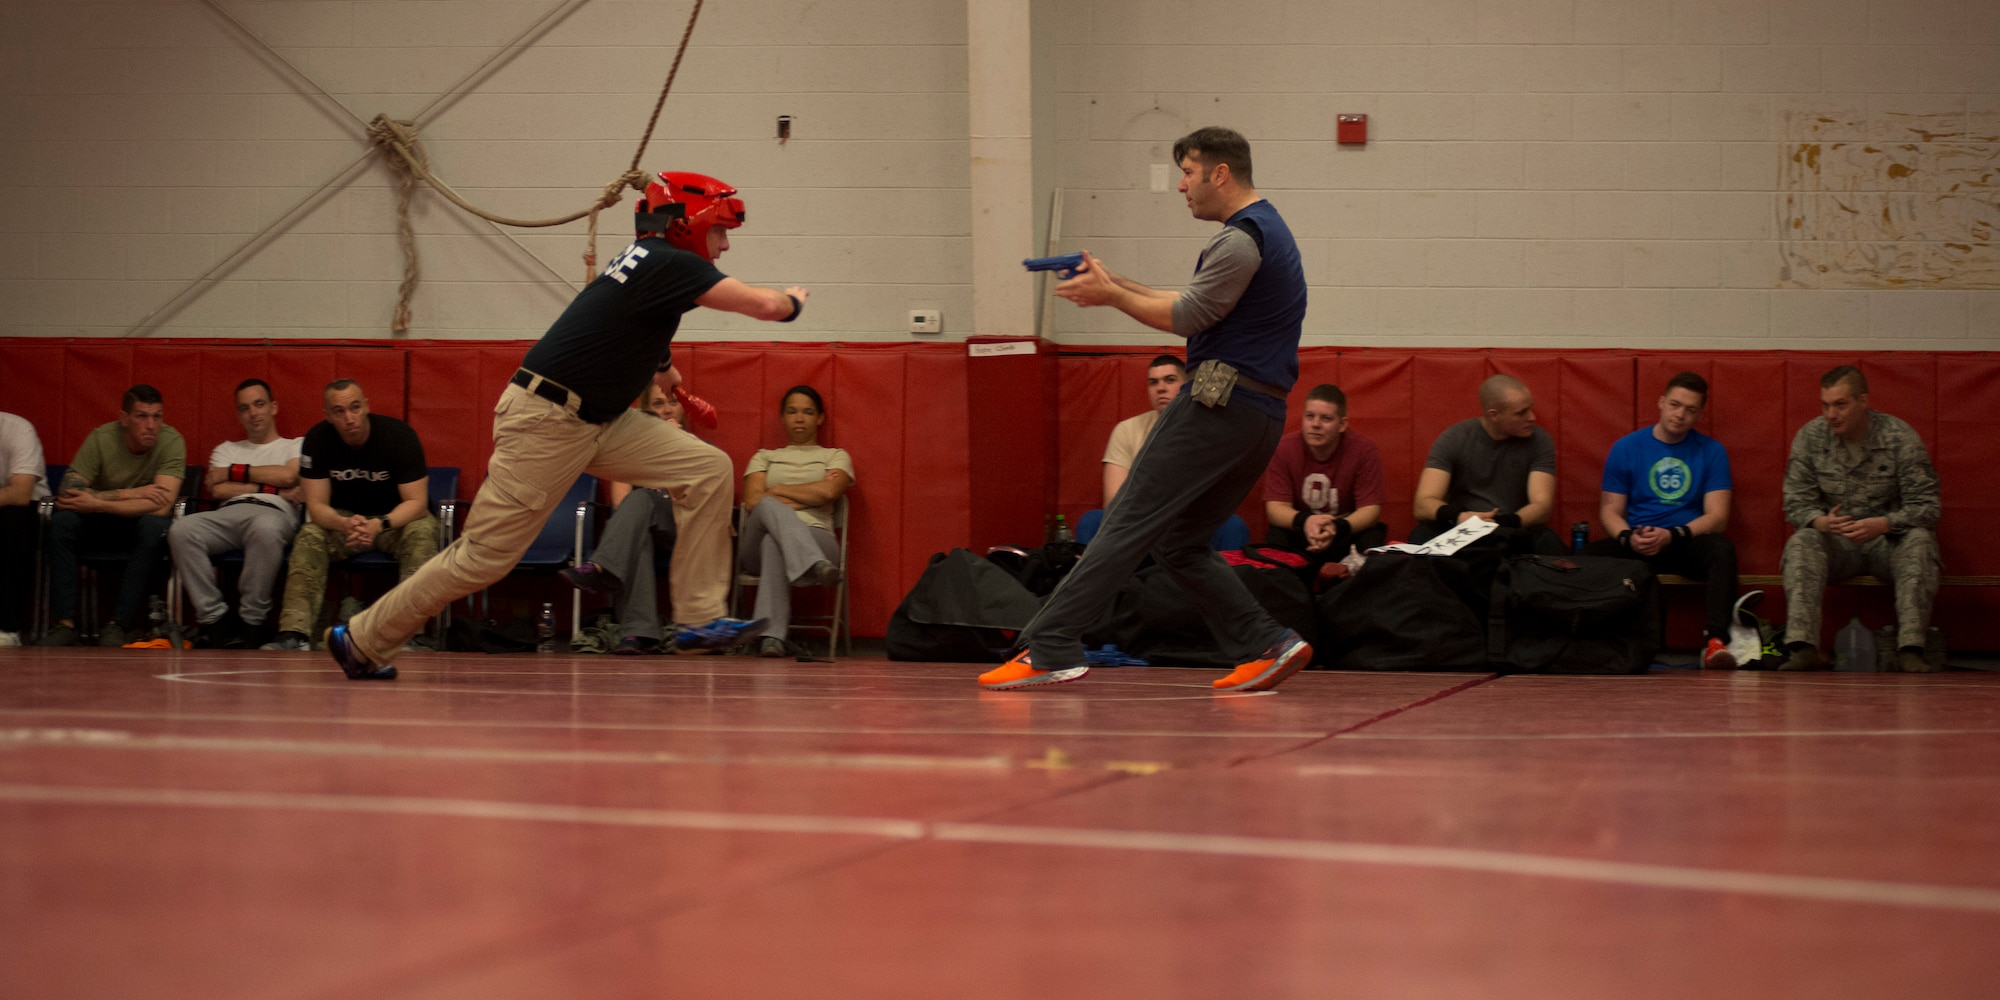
[3,339,1994,646]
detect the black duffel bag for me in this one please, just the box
[886,548,1044,663]
[1314,552,1490,671]
[1487,555,1659,674]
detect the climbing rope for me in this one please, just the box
[366,0,706,326]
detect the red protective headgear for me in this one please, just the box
[636,171,745,259]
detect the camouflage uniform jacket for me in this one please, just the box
[1782,411,1940,533]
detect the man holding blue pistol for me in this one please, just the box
[981,126,1312,692]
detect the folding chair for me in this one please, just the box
[471,474,596,643]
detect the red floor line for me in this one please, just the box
[1222,673,1503,768]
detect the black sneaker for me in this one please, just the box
[97,622,127,648]
[560,562,623,594]
[39,623,79,647]
[610,634,663,655]
[225,618,275,651]
[193,612,243,650]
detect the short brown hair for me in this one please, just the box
[1820,365,1868,396]
[1172,127,1253,188]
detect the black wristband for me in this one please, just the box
[1494,512,1522,529]
[1671,524,1693,543]
[1291,510,1310,534]
[1331,517,1353,546]
[378,515,392,533]
[1618,528,1635,548]
[1435,503,1462,525]
[779,294,802,323]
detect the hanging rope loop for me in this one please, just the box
[366,0,705,327]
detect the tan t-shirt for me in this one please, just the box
[745,443,855,533]
[1102,409,1161,470]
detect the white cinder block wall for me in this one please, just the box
[0,0,971,341]
[1046,0,2000,349]
[1,0,1995,348]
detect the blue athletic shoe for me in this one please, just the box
[324,625,398,681]
[673,617,767,651]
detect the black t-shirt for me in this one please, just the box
[299,414,428,516]
[519,237,727,423]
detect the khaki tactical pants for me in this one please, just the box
[346,383,733,663]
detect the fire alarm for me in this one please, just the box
[1337,114,1367,145]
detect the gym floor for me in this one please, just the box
[3,648,1996,999]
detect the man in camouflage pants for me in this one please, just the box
[1779,365,1941,672]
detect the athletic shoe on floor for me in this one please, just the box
[1700,637,1737,670]
[324,625,397,680]
[977,649,1089,690]
[39,623,78,647]
[610,635,664,655]
[1778,643,1826,672]
[673,617,766,651]
[758,636,788,658]
[1212,628,1312,692]
[0,631,18,647]
[1897,648,1939,673]
[560,562,623,594]
[261,631,310,651]
[97,622,126,649]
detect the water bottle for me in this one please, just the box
[1570,521,1588,554]
[1835,617,1874,672]
[148,595,167,637]
[536,602,558,653]
[1053,514,1073,544]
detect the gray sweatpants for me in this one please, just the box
[738,496,839,640]
[588,488,677,640]
[168,499,299,626]
[1020,389,1287,668]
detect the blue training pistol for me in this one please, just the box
[1023,252,1088,279]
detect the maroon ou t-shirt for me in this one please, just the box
[1260,429,1386,517]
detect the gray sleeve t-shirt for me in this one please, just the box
[1424,419,1557,515]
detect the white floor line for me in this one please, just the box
[150,668,1237,703]
[930,822,2000,914]
[1340,727,2000,741]
[6,781,1998,916]
[0,707,1327,740]
[0,728,1014,771]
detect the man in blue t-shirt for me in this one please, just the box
[1588,371,1741,668]
[980,126,1312,694]
[324,171,809,680]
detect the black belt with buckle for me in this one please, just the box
[511,368,573,408]
[1232,372,1287,400]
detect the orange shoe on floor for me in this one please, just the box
[978,650,1088,690]
[1213,629,1312,692]
[1700,637,1737,670]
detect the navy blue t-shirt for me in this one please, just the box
[520,237,727,423]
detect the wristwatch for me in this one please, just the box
[377,515,393,533]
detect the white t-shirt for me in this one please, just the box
[209,437,304,515]
[1102,409,1161,469]
[0,412,48,501]
[745,443,854,533]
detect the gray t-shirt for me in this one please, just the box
[1424,419,1556,515]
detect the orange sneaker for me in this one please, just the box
[1700,636,1736,670]
[978,650,1088,690]
[1214,629,1312,692]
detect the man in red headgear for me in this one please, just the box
[325,171,809,679]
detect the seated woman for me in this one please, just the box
[562,381,693,654]
[740,385,853,657]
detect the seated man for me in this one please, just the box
[168,379,303,649]
[1262,383,1386,564]
[42,385,186,647]
[1779,365,1941,673]
[1411,374,1563,556]
[1102,354,1184,505]
[1588,372,1739,669]
[0,411,50,646]
[561,382,694,655]
[263,379,438,651]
